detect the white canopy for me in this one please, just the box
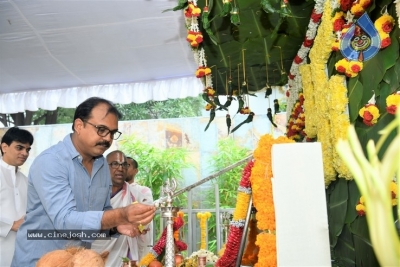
[0,0,203,113]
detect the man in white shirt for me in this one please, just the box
[0,127,34,266]
[125,157,154,260]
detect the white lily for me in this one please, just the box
[336,106,400,266]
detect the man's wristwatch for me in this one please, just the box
[109,227,119,236]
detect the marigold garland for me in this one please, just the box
[197,212,212,250]
[251,134,294,267]
[216,160,254,267]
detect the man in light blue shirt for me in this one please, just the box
[11,97,155,266]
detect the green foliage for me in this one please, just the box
[119,134,193,240]
[205,138,251,208]
[115,96,203,120]
[119,134,192,203]
[203,138,251,252]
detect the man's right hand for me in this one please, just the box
[123,202,156,226]
[11,216,24,232]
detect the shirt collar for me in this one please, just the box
[64,133,105,164]
[0,158,19,172]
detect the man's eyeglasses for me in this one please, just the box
[84,120,122,140]
[109,162,130,169]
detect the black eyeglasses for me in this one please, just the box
[109,162,130,169]
[84,120,122,140]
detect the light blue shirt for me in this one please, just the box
[11,134,112,266]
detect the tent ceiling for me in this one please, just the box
[0,0,199,96]
[0,0,314,113]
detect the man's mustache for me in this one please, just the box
[96,141,111,148]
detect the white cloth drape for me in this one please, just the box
[91,182,139,266]
[0,76,204,114]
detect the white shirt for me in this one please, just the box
[0,158,28,267]
[129,183,154,260]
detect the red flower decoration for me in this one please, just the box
[361,0,372,9]
[333,19,345,32]
[294,55,303,64]
[303,38,314,47]
[336,65,346,73]
[286,90,290,97]
[382,21,394,33]
[289,73,296,80]
[362,110,375,126]
[339,0,353,11]
[310,9,322,23]
[386,105,397,115]
[350,64,361,73]
[381,37,391,48]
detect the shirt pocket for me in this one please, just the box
[90,187,109,210]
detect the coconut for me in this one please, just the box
[69,249,106,267]
[36,250,73,267]
[36,247,109,267]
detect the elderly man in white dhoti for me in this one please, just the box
[92,150,144,266]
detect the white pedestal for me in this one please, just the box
[271,142,331,267]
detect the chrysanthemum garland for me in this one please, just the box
[299,0,354,186]
[216,160,254,267]
[196,212,212,250]
[251,134,294,267]
[328,75,352,179]
[286,0,326,117]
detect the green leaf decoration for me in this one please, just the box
[162,0,188,12]
[347,77,364,123]
[334,224,356,265]
[328,179,349,247]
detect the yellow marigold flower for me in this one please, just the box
[386,93,400,106]
[335,58,349,73]
[356,203,365,211]
[360,195,365,204]
[374,14,395,33]
[350,3,364,15]
[345,70,358,78]
[331,11,345,21]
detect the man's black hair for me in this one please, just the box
[1,127,34,155]
[72,97,123,131]
[126,156,138,169]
